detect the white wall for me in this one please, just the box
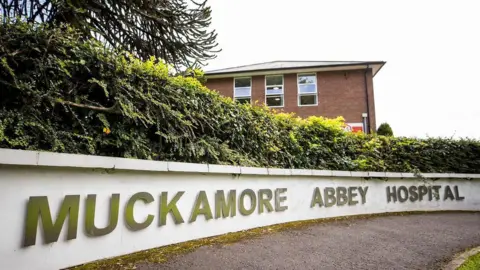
[0,149,479,270]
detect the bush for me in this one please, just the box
[377,123,394,136]
[1,21,480,173]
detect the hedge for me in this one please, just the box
[1,21,479,173]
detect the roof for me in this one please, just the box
[204,60,386,78]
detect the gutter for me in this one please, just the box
[205,61,386,78]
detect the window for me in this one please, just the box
[298,74,318,106]
[234,77,252,104]
[265,75,284,107]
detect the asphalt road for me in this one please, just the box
[137,213,480,270]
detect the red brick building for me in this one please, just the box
[204,61,386,133]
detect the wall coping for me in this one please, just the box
[1,148,479,179]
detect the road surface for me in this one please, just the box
[136,212,480,270]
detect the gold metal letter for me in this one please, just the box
[159,191,185,226]
[444,186,455,201]
[258,189,274,214]
[336,187,348,206]
[125,192,154,231]
[454,186,465,201]
[23,195,80,247]
[215,190,236,218]
[239,189,256,216]
[348,187,359,206]
[311,187,324,208]
[358,186,368,204]
[189,191,213,223]
[324,187,336,207]
[275,188,288,212]
[85,194,120,237]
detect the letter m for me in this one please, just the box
[215,190,236,218]
[23,195,80,247]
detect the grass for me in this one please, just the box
[457,251,480,270]
[66,211,479,270]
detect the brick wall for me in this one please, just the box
[205,77,233,98]
[204,69,376,132]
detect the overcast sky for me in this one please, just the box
[204,0,480,139]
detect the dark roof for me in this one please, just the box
[205,60,386,77]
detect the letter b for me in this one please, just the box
[336,187,348,206]
[324,188,336,207]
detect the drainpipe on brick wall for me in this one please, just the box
[362,113,368,134]
[363,65,371,134]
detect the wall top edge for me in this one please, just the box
[0,148,479,179]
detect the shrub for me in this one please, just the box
[377,123,394,136]
[1,21,480,173]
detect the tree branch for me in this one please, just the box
[55,99,119,113]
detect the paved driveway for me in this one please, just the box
[137,213,480,270]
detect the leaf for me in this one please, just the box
[88,78,109,97]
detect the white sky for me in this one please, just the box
[204,0,480,139]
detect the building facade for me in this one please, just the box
[204,61,385,133]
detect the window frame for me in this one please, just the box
[233,77,252,104]
[297,73,318,106]
[265,75,284,108]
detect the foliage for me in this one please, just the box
[458,251,480,270]
[377,122,394,136]
[0,0,219,70]
[1,21,480,173]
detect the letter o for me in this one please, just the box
[398,186,409,203]
[239,189,256,216]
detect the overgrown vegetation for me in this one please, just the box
[1,21,480,173]
[1,0,219,70]
[458,251,480,270]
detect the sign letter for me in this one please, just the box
[239,189,256,216]
[274,188,288,212]
[215,190,236,219]
[159,191,185,226]
[23,195,80,247]
[125,192,154,231]
[85,194,120,237]
[189,191,213,223]
[311,187,324,208]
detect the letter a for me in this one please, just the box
[311,187,324,208]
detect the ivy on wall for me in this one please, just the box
[1,21,479,173]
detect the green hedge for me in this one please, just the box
[1,21,479,173]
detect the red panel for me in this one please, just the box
[352,126,363,133]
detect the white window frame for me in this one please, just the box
[265,75,284,108]
[233,77,252,104]
[297,73,318,106]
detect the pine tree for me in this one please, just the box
[377,123,394,136]
[1,0,220,70]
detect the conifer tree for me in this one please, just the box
[377,123,394,136]
[1,0,220,70]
